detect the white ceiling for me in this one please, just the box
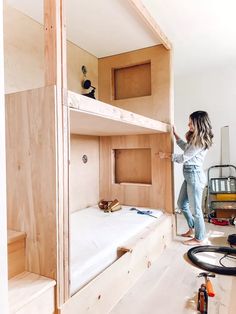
[7,0,161,57]
[7,0,236,76]
[142,0,236,75]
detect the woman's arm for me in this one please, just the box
[172,126,180,141]
[172,145,203,163]
[158,145,203,163]
[173,126,187,151]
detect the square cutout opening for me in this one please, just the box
[114,148,152,184]
[113,62,151,100]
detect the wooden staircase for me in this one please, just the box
[7,230,56,314]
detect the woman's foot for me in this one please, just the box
[183,238,203,246]
[181,229,194,238]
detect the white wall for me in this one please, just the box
[0,1,8,312]
[173,64,236,202]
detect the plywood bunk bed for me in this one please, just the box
[4,0,174,313]
[63,88,173,313]
[5,86,173,313]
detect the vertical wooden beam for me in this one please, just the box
[127,0,172,50]
[44,0,65,87]
[0,1,9,313]
[44,0,69,307]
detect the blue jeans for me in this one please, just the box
[177,165,206,240]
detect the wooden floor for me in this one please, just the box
[111,214,236,314]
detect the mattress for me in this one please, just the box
[70,205,163,295]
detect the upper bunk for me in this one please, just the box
[5,0,173,137]
[69,91,170,136]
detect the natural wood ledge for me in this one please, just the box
[9,271,56,313]
[68,91,170,136]
[8,229,26,244]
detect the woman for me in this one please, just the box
[159,111,213,245]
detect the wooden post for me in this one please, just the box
[44,0,69,306]
[0,1,9,313]
[127,0,172,50]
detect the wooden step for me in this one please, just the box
[9,271,56,314]
[8,230,26,279]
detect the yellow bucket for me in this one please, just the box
[216,194,236,201]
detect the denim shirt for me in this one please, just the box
[172,138,207,166]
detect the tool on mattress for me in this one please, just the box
[130,207,157,218]
[98,199,122,212]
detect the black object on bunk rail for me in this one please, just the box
[81,65,96,99]
[81,79,96,99]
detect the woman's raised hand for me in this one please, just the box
[172,125,180,141]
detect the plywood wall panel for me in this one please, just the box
[98,45,171,123]
[4,5,98,95]
[100,134,173,213]
[69,135,99,212]
[6,86,57,279]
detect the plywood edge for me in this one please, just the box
[127,0,172,50]
[118,214,173,252]
[9,271,56,313]
[68,90,170,134]
[8,230,26,244]
[5,85,56,97]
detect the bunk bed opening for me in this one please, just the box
[69,96,173,297]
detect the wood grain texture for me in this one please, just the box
[6,86,57,279]
[98,45,172,123]
[9,271,56,314]
[8,230,26,279]
[44,0,67,87]
[44,0,69,304]
[69,134,99,212]
[8,230,26,244]
[111,215,236,314]
[69,91,170,135]
[114,62,151,100]
[100,133,173,213]
[0,2,8,312]
[114,148,152,184]
[61,215,172,314]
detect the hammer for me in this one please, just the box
[198,272,215,297]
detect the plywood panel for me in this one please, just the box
[100,133,173,213]
[4,5,98,95]
[69,135,99,212]
[67,41,98,96]
[0,1,8,311]
[114,62,151,100]
[9,271,56,314]
[6,86,57,279]
[114,148,151,184]
[98,45,172,123]
[8,231,26,279]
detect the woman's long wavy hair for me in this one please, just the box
[185,111,213,149]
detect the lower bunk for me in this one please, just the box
[61,205,173,314]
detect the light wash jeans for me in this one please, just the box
[177,165,206,240]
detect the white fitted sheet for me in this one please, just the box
[70,205,163,295]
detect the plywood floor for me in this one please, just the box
[111,214,236,314]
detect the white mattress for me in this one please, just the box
[70,205,163,295]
